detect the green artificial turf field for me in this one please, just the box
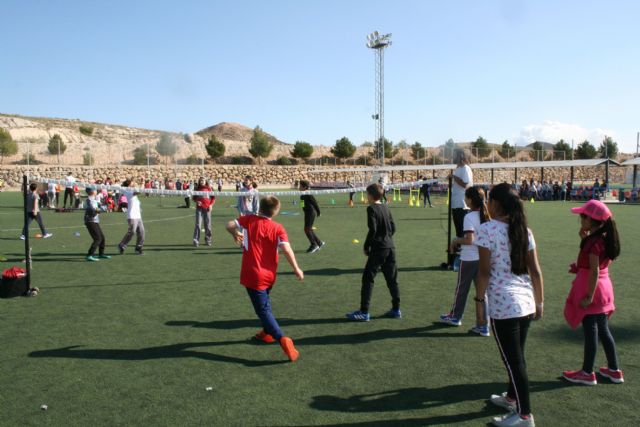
[0,190,638,426]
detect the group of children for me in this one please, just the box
[434,182,623,427]
[20,175,625,426]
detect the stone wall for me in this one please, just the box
[0,164,633,190]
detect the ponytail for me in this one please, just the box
[489,183,529,275]
[465,186,491,224]
[580,217,621,261]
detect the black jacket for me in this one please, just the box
[364,203,395,251]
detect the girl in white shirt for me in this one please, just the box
[476,183,544,427]
[439,186,490,336]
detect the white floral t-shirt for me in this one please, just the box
[476,220,536,320]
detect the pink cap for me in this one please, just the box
[571,200,612,221]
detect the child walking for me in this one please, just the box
[21,183,53,240]
[439,186,490,336]
[84,188,111,262]
[225,196,304,362]
[562,200,623,385]
[346,183,400,321]
[299,180,324,253]
[475,183,544,427]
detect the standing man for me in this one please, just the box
[236,175,258,216]
[449,149,473,264]
[63,172,76,209]
[217,177,223,192]
[118,180,145,255]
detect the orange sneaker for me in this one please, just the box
[254,330,276,343]
[279,337,299,362]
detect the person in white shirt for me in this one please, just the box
[439,186,490,336]
[47,182,56,208]
[117,180,145,255]
[475,183,544,427]
[63,172,76,208]
[449,149,473,266]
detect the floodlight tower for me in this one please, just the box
[366,31,392,166]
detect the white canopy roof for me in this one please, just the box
[310,158,620,174]
[621,157,640,165]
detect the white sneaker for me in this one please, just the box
[43,233,53,239]
[19,235,25,240]
[490,392,516,412]
[492,412,534,427]
[193,239,199,247]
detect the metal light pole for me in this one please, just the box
[367,31,392,167]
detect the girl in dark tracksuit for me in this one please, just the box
[84,188,111,262]
[299,180,324,253]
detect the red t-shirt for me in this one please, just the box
[236,214,289,290]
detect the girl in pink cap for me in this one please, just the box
[563,200,623,385]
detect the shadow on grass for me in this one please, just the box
[28,343,287,367]
[281,266,446,276]
[305,380,571,426]
[166,321,484,344]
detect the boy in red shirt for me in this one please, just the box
[226,196,304,362]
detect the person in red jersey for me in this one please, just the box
[226,195,304,362]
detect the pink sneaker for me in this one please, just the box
[563,369,597,386]
[598,367,624,384]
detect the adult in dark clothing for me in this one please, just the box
[420,176,433,207]
[299,180,324,253]
[346,183,400,321]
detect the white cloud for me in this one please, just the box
[512,121,615,147]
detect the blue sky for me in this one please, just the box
[2,0,639,152]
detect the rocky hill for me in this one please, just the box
[0,113,352,166]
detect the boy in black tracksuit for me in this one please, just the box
[347,183,400,321]
[299,180,324,253]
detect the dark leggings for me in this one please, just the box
[491,316,532,416]
[582,313,619,373]
[303,211,321,246]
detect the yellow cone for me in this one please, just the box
[530,198,535,204]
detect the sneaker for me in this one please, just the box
[135,248,144,255]
[305,245,315,253]
[317,241,326,251]
[562,369,597,386]
[86,255,99,262]
[309,245,320,254]
[205,241,212,247]
[19,235,25,240]
[439,314,462,326]
[346,310,370,322]
[254,330,276,344]
[193,239,199,247]
[470,325,490,337]
[383,309,402,319]
[598,367,624,384]
[492,412,535,427]
[118,245,125,255]
[98,254,112,259]
[490,392,516,412]
[43,233,53,239]
[279,337,299,362]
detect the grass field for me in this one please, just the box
[0,190,638,426]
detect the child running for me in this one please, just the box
[225,196,304,362]
[439,186,490,336]
[84,187,111,262]
[475,183,544,427]
[562,200,623,385]
[299,180,324,253]
[346,183,400,321]
[21,183,53,240]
